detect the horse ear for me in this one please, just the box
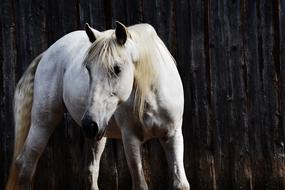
[115,21,127,45]
[85,23,100,43]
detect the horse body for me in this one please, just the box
[6,22,189,190]
[34,31,89,125]
[55,27,184,142]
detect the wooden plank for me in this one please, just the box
[0,0,17,189]
[14,0,31,75]
[271,0,285,188]
[89,0,108,30]
[46,0,64,44]
[175,0,193,188]
[258,3,276,185]
[125,0,142,25]
[189,0,215,189]
[111,0,141,26]
[142,0,173,46]
[140,140,168,189]
[280,0,285,174]
[255,0,285,188]
[98,140,121,190]
[226,0,250,189]
[209,0,233,189]
[241,1,262,189]
[280,0,285,185]
[114,140,132,190]
[28,0,48,57]
[111,0,128,25]
[62,0,78,32]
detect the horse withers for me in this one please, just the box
[5,21,190,190]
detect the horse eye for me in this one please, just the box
[85,65,90,72]
[113,65,121,76]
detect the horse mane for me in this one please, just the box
[85,24,176,121]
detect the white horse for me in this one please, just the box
[6,21,190,190]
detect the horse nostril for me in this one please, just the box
[90,121,99,131]
[81,116,99,139]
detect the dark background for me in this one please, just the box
[1,0,285,189]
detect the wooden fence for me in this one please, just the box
[1,0,285,189]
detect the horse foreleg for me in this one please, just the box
[122,131,148,190]
[159,127,190,190]
[15,111,63,190]
[88,137,107,190]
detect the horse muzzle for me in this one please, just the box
[81,115,99,139]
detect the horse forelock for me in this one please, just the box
[84,24,175,121]
[84,33,124,72]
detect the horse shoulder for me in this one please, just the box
[33,31,91,123]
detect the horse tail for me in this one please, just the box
[5,53,43,190]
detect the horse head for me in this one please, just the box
[81,22,138,140]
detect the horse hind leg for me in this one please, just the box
[15,104,64,189]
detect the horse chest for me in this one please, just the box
[142,111,168,138]
[140,99,173,140]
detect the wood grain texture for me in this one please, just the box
[1,0,285,189]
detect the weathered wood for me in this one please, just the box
[1,0,285,189]
[281,0,285,181]
[175,0,194,188]
[1,0,17,188]
[240,0,261,189]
